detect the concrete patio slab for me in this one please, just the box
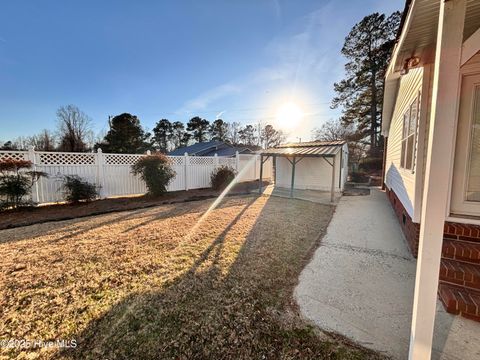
[259,185,342,205]
[295,188,480,359]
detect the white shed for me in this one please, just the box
[258,140,348,202]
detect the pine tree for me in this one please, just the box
[186,116,210,143]
[171,121,186,149]
[332,12,401,155]
[96,113,149,153]
[209,119,229,142]
[153,119,172,153]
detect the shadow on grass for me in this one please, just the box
[0,196,250,246]
[60,195,379,360]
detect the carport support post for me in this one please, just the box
[258,154,264,194]
[290,157,296,198]
[330,155,336,203]
[408,1,466,359]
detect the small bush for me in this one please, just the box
[131,154,176,196]
[210,165,236,190]
[62,175,99,203]
[0,159,47,209]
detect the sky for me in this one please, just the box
[0,0,403,143]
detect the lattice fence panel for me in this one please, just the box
[38,152,96,165]
[104,153,144,165]
[0,151,27,161]
[188,156,215,166]
[168,156,185,166]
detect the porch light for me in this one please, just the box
[400,56,421,76]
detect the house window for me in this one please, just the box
[400,93,421,171]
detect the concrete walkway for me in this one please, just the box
[295,188,480,359]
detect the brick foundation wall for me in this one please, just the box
[444,222,480,243]
[386,187,480,256]
[385,187,420,257]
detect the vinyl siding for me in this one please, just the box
[385,67,424,218]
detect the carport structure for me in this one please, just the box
[257,141,347,203]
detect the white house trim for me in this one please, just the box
[408,0,466,359]
[461,26,480,66]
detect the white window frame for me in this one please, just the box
[400,92,421,172]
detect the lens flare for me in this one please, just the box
[183,155,259,242]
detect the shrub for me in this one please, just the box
[62,175,99,203]
[131,154,176,196]
[0,159,47,209]
[210,165,236,190]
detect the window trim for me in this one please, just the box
[400,92,421,172]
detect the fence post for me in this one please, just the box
[214,153,218,168]
[235,151,239,172]
[97,148,106,198]
[254,155,257,180]
[184,152,189,191]
[28,146,40,203]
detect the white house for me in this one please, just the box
[382,0,480,358]
[259,140,348,201]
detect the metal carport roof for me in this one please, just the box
[258,140,345,158]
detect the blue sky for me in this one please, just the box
[0,0,403,143]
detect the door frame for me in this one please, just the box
[450,63,480,216]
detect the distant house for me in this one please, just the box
[168,140,252,157]
[382,0,480,357]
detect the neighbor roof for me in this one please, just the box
[259,140,346,157]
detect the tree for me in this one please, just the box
[56,105,93,152]
[260,124,284,149]
[171,121,187,149]
[312,119,354,142]
[27,130,56,151]
[186,116,209,143]
[312,119,366,170]
[227,122,241,145]
[331,12,401,154]
[238,125,257,146]
[96,113,149,153]
[153,119,172,153]
[180,132,192,148]
[209,119,229,142]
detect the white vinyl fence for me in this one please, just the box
[0,149,272,204]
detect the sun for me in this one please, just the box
[276,102,304,130]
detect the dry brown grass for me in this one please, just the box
[0,195,381,359]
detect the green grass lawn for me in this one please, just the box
[0,195,382,359]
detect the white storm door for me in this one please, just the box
[451,73,480,216]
